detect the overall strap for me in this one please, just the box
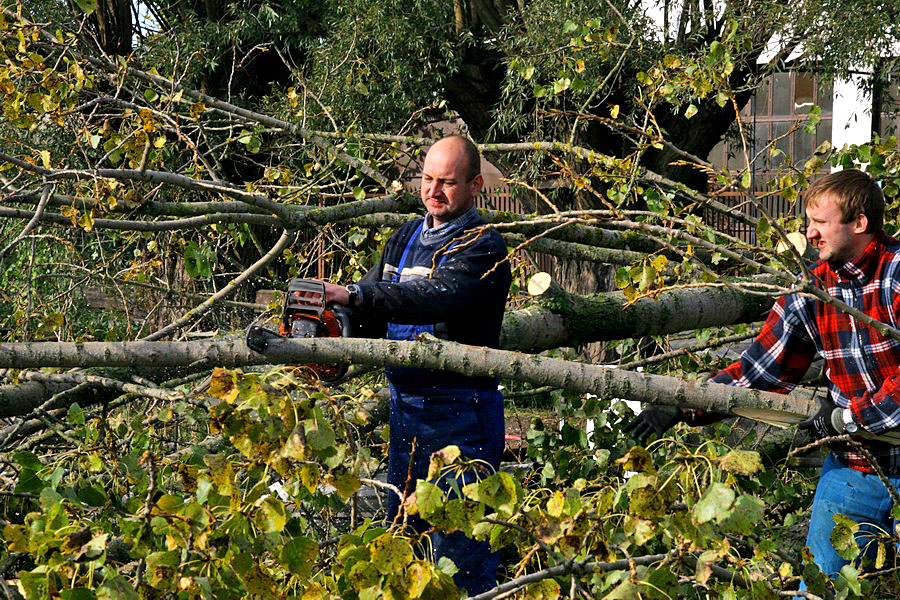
[393,221,425,283]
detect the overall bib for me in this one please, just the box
[384,222,504,595]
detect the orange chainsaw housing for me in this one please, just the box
[279,278,352,381]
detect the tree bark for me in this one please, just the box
[0,336,815,419]
[500,280,771,351]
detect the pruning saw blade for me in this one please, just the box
[730,407,900,445]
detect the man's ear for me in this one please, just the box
[853,213,869,234]
[471,173,484,194]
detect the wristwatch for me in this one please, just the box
[841,408,859,434]
[346,284,361,307]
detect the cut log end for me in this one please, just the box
[776,231,817,262]
[527,272,554,297]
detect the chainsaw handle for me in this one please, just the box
[328,303,355,338]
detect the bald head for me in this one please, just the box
[428,135,481,182]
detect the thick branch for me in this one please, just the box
[0,336,818,418]
[501,280,771,351]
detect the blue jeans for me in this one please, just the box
[386,384,505,596]
[800,452,900,593]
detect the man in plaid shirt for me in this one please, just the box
[626,169,900,581]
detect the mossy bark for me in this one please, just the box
[500,281,772,351]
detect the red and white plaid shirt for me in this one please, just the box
[712,232,900,474]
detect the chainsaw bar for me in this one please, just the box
[731,406,900,445]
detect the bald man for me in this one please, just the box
[325,135,512,594]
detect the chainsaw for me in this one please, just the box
[246,278,355,381]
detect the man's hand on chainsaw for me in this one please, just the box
[797,397,845,439]
[324,282,350,305]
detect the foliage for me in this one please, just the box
[2,1,900,600]
[0,365,871,599]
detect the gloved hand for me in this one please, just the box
[797,397,846,439]
[623,406,684,443]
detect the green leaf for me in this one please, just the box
[183,241,215,279]
[353,186,366,201]
[415,481,445,518]
[303,418,335,450]
[684,104,698,119]
[77,485,107,507]
[280,535,319,577]
[73,0,98,16]
[369,533,414,575]
[146,550,179,569]
[97,573,138,600]
[719,494,764,535]
[524,579,561,599]
[645,567,677,600]
[429,499,484,535]
[755,215,772,244]
[830,513,861,560]
[61,589,97,600]
[436,556,458,576]
[255,496,287,532]
[463,471,520,516]
[719,450,762,475]
[839,564,862,596]
[348,561,382,591]
[330,470,360,499]
[15,468,43,494]
[13,451,42,471]
[604,578,640,599]
[155,494,184,512]
[67,403,86,425]
[615,446,656,474]
[709,40,726,60]
[693,482,735,524]
[405,560,432,598]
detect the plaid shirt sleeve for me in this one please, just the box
[847,273,900,435]
[851,380,900,434]
[710,294,818,392]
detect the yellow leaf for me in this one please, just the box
[78,209,94,232]
[546,490,564,518]
[208,367,236,400]
[610,104,620,118]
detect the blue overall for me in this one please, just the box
[384,223,505,596]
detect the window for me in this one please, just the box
[710,71,833,186]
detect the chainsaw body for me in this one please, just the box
[246,278,353,381]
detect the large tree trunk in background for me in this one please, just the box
[90,0,132,55]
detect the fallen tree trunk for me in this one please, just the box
[0,336,815,419]
[500,278,772,351]
[0,280,774,416]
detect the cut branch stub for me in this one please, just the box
[776,231,818,264]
